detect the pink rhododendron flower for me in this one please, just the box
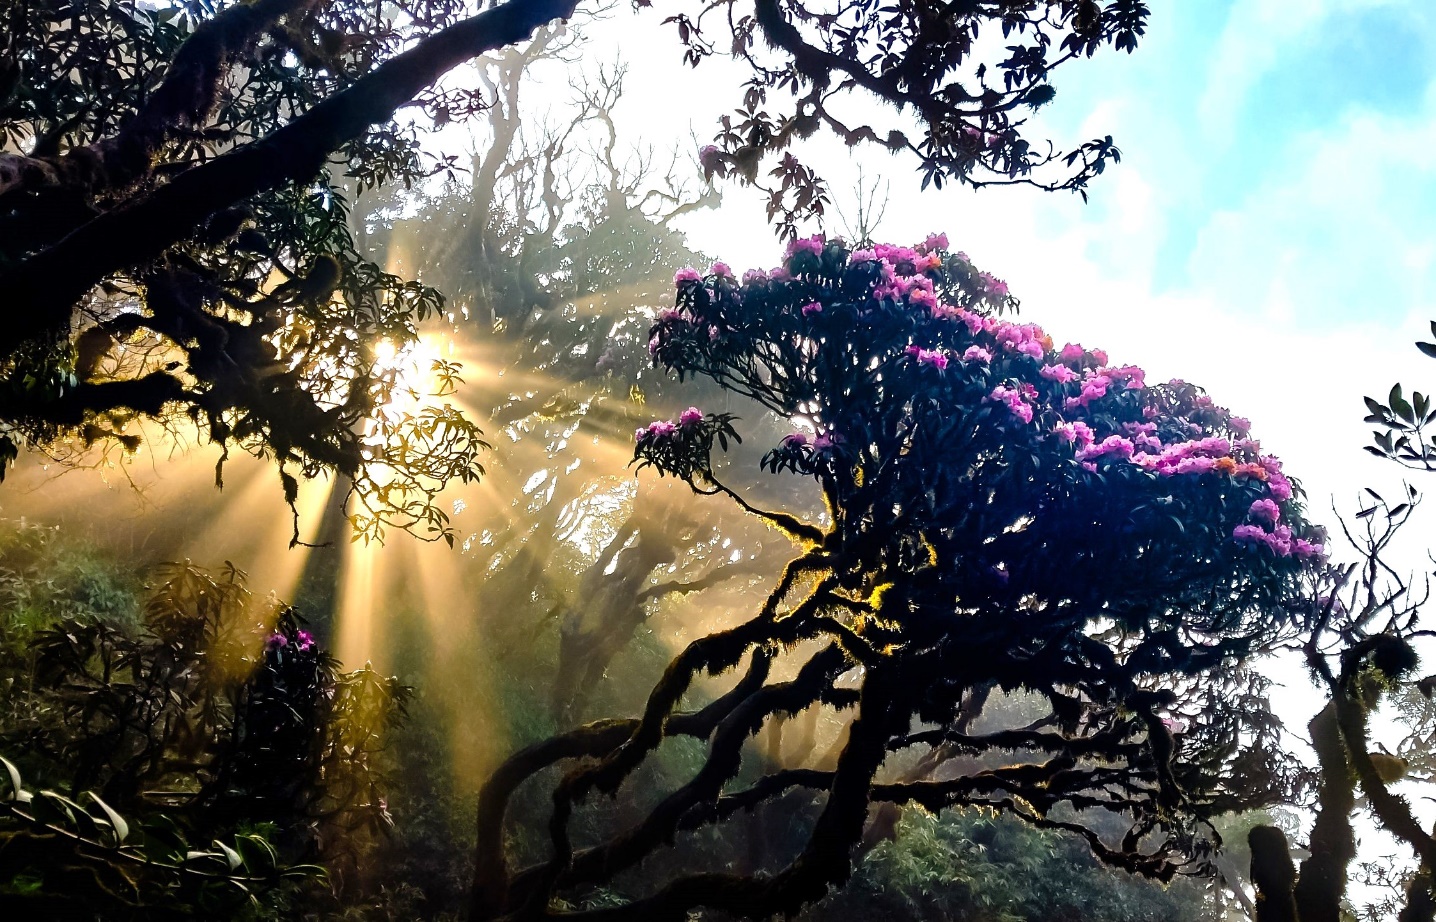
[782,432,809,448]
[266,632,288,649]
[963,346,993,364]
[1230,417,1252,435]
[1233,524,1266,544]
[1172,456,1218,476]
[1293,539,1325,560]
[1054,421,1096,448]
[907,346,950,370]
[909,288,937,309]
[680,407,704,426]
[1091,349,1109,366]
[978,271,1009,298]
[848,248,877,264]
[296,630,315,652]
[709,261,733,278]
[1059,343,1086,364]
[1040,363,1079,384]
[1075,435,1135,463]
[674,267,702,285]
[1249,499,1281,525]
[802,301,823,316]
[1106,365,1146,389]
[989,386,1033,423]
[742,268,769,285]
[785,235,825,260]
[922,232,950,252]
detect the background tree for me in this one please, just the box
[469,235,1326,921]
[0,527,407,917]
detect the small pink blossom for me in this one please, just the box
[922,232,950,252]
[296,630,315,652]
[1059,343,1086,364]
[679,407,704,426]
[802,301,823,316]
[708,261,733,278]
[742,268,769,285]
[962,346,993,364]
[674,267,702,285]
[266,632,288,650]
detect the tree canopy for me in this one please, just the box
[469,234,1326,921]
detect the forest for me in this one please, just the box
[2,0,1435,920]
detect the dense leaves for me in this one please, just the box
[0,539,407,917]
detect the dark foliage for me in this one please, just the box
[0,543,407,917]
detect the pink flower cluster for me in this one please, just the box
[1234,523,1323,560]
[786,235,825,260]
[665,233,1324,565]
[635,407,704,443]
[978,271,1009,300]
[994,322,1049,360]
[1054,420,1097,449]
[1076,434,1136,463]
[989,384,1035,424]
[266,630,315,653]
[919,232,949,252]
[906,345,950,370]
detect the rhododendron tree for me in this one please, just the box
[469,237,1325,921]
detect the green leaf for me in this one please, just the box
[87,793,129,844]
[1391,385,1415,424]
[216,839,244,871]
[0,757,22,802]
[1418,341,1436,359]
